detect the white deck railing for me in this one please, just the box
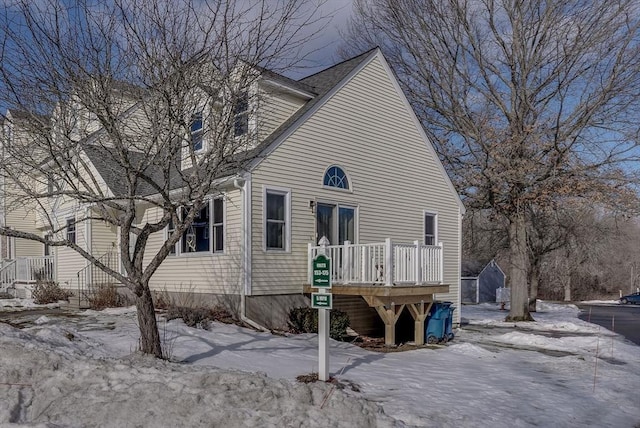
[308,238,443,286]
[0,257,55,289]
[0,260,17,291]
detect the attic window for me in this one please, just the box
[191,112,203,151]
[323,166,350,190]
[234,92,249,137]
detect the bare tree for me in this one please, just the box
[345,0,640,320]
[539,211,640,300]
[0,0,324,357]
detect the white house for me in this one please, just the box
[0,48,464,346]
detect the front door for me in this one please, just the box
[316,203,356,245]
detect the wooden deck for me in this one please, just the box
[303,283,449,346]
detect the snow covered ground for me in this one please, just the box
[1,299,639,427]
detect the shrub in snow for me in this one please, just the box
[88,284,128,310]
[288,307,350,340]
[166,305,235,329]
[32,281,73,304]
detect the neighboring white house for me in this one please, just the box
[0,49,465,346]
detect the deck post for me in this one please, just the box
[374,303,405,346]
[407,301,432,346]
[343,241,351,283]
[414,240,421,285]
[385,238,393,286]
[438,241,444,283]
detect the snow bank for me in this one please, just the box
[0,324,397,427]
[2,299,639,427]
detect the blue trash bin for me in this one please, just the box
[442,302,455,342]
[425,303,448,344]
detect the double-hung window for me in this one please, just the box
[424,213,437,246]
[265,188,290,251]
[191,112,203,151]
[66,218,76,244]
[234,92,249,137]
[212,198,224,252]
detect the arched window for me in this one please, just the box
[323,166,350,190]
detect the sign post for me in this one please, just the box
[312,240,332,381]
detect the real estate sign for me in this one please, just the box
[312,254,332,289]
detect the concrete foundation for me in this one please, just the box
[245,294,310,330]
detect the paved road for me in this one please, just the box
[577,304,640,346]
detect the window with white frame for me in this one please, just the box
[191,112,203,151]
[234,92,249,137]
[323,165,350,190]
[264,188,290,251]
[167,198,224,255]
[424,213,437,245]
[212,198,224,252]
[66,218,76,244]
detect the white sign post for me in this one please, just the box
[313,237,332,381]
[318,294,329,381]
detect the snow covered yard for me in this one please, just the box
[1,300,639,427]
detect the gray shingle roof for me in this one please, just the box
[299,48,377,92]
[82,145,182,198]
[252,65,317,96]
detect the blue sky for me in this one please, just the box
[288,0,354,79]
[0,0,355,114]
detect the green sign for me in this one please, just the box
[312,254,332,289]
[311,292,333,310]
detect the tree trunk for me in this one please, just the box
[506,211,534,321]
[528,263,539,312]
[564,274,572,302]
[135,283,163,358]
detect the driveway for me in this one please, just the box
[577,303,640,346]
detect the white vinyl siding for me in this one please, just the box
[56,215,89,288]
[90,218,118,259]
[257,85,307,141]
[250,55,462,321]
[4,205,42,258]
[2,173,43,258]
